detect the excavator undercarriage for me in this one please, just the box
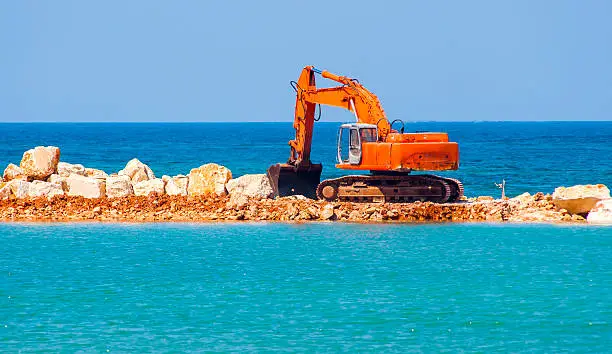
[316,174,464,203]
[267,166,464,203]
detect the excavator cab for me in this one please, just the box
[337,123,377,165]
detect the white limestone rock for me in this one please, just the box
[7,180,31,199]
[118,158,156,183]
[27,180,64,199]
[162,175,188,196]
[0,183,10,200]
[65,174,106,198]
[133,178,165,196]
[188,164,232,196]
[511,192,532,205]
[226,174,273,199]
[587,199,612,225]
[279,195,309,201]
[85,168,108,179]
[320,203,336,220]
[3,163,27,182]
[48,174,67,191]
[20,146,60,180]
[106,175,134,198]
[552,184,610,214]
[57,162,86,177]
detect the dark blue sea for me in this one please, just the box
[1,122,611,196]
[1,122,611,352]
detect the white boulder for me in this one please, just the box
[0,183,10,200]
[57,162,86,177]
[3,163,27,182]
[7,180,31,199]
[106,175,134,198]
[553,184,610,214]
[27,180,64,199]
[119,158,155,183]
[187,163,232,196]
[20,146,60,180]
[320,203,336,220]
[133,178,165,196]
[226,174,273,199]
[48,174,67,191]
[65,174,106,198]
[511,192,532,205]
[162,175,188,196]
[85,167,108,179]
[587,199,612,225]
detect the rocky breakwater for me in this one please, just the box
[1,146,610,224]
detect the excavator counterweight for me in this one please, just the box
[268,66,463,203]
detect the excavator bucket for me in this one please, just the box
[267,163,323,199]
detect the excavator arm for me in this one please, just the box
[288,66,391,167]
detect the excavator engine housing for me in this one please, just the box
[336,123,459,171]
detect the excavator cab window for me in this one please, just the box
[349,127,361,165]
[360,128,377,142]
[350,129,359,149]
[348,128,361,164]
[338,127,350,163]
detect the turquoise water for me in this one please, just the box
[1,122,611,197]
[1,223,611,352]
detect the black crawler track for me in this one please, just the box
[316,174,463,203]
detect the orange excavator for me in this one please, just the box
[267,66,463,203]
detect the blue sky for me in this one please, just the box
[1,1,610,122]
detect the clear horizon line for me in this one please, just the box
[0,120,610,124]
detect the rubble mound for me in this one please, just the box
[1,146,607,224]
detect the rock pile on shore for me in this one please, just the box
[0,146,265,200]
[1,146,610,224]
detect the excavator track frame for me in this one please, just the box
[316,174,464,203]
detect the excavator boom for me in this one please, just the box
[286,66,395,165]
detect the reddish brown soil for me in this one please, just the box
[0,193,584,224]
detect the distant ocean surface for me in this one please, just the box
[1,121,611,197]
[1,122,611,352]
